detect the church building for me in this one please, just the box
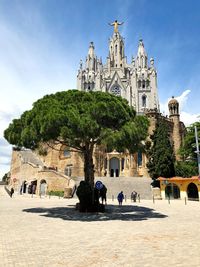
[8,21,186,195]
[77,20,159,114]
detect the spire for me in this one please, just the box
[136,39,148,69]
[86,42,97,71]
[88,42,95,57]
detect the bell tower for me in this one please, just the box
[108,32,126,68]
[168,96,181,159]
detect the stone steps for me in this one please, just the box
[73,176,153,200]
[20,150,44,167]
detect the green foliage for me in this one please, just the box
[48,190,64,197]
[4,90,149,186]
[179,121,200,164]
[147,118,175,180]
[175,161,198,177]
[2,172,9,183]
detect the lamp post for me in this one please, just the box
[194,126,200,175]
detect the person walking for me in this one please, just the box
[117,191,124,206]
[131,191,137,202]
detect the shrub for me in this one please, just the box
[175,161,198,177]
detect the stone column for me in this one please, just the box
[107,157,110,177]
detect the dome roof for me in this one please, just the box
[168,96,178,105]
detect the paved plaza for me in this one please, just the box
[0,185,200,267]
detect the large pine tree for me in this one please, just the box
[147,118,175,181]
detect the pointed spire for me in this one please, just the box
[86,42,97,71]
[88,41,95,57]
[136,39,148,69]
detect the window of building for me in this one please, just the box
[111,85,121,96]
[65,165,73,177]
[63,148,71,157]
[142,80,145,88]
[115,45,117,55]
[142,95,147,107]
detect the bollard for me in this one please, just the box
[138,194,140,203]
[31,193,33,198]
[168,196,170,204]
[185,197,187,205]
[125,195,127,202]
[153,196,155,204]
[112,195,114,201]
[49,193,51,199]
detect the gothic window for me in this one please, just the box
[142,95,147,107]
[120,44,122,56]
[142,80,145,88]
[111,85,121,96]
[146,80,150,87]
[138,80,141,88]
[115,45,117,55]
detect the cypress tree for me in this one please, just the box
[147,117,175,183]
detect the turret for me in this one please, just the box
[168,96,181,160]
[136,39,148,69]
[108,32,126,68]
[86,42,97,71]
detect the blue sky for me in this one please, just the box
[0,0,200,178]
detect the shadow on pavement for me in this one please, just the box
[23,204,167,222]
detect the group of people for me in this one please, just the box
[117,190,139,206]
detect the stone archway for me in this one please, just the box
[187,183,199,200]
[109,157,120,177]
[165,183,180,199]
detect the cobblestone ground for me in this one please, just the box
[0,185,200,267]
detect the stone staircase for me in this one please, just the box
[72,176,153,200]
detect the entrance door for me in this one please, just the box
[109,157,120,177]
[40,180,47,196]
[165,183,180,199]
[187,183,199,200]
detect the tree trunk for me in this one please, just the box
[83,144,95,187]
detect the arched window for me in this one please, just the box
[115,45,117,55]
[142,95,147,107]
[138,80,141,88]
[142,80,145,88]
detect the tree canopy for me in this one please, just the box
[179,121,200,162]
[4,90,149,185]
[146,117,175,181]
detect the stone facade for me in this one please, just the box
[77,30,159,113]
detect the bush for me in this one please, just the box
[48,190,64,197]
[175,161,198,177]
